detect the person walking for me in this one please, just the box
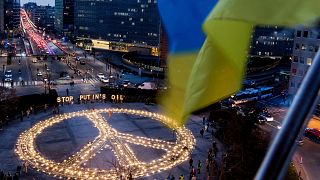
[66,88,69,96]
[202,116,206,125]
[200,129,204,138]
[170,175,175,180]
[128,172,133,180]
[197,160,202,174]
[191,175,197,180]
[189,157,193,168]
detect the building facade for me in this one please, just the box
[4,0,20,31]
[245,26,294,87]
[24,3,55,31]
[0,0,4,34]
[288,27,320,95]
[74,0,160,47]
[55,0,74,37]
[250,26,294,57]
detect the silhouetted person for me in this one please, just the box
[200,129,204,138]
[189,157,193,168]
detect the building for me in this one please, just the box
[250,26,294,57]
[245,26,294,88]
[4,0,20,31]
[288,27,320,95]
[0,0,4,34]
[288,27,320,116]
[24,3,55,30]
[55,0,74,37]
[74,0,160,50]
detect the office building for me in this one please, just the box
[250,26,294,57]
[245,26,294,87]
[0,0,4,34]
[24,3,55,30]
[55,0,74,37]
[74,0,160,50]
[4,0,20,31]
[288,27,320,95]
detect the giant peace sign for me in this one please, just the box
[15,108,195,179]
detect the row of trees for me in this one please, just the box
[209,107,298,179]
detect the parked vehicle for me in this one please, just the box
[97,73,105,79]
[304,128,320,141]
[4,70,13,82]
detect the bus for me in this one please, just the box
[232,86,274,104]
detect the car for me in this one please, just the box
[304,128,320,141]
[259,112,274,122]
[137,82,157,90]
[32,59,37,63]
[97,73,105,79]
[4,70,13,82]
[121,80,131,88]
[37,72,43,76]
[80,60,86,65]
[100,77,109,83]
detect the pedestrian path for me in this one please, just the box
[0,81,44,87]
[73,77,101,84]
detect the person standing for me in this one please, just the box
[44,104,47,113]
[66,88,69,96]
[202,116,206,125]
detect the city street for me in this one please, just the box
[258,96,320,180]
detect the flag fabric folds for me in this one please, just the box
[158,0,320,127]
[157,0,218,127]
[182,0,320,121]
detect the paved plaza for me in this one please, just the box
[0,102,221,179]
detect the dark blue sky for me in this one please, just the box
[21,0,54,6]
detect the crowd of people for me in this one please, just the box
[0,162,28,180]
[167,115,220,180]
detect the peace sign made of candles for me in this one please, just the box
[15,108,196,179]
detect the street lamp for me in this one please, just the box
[44,78,47,95]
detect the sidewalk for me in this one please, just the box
[292,153,309,180]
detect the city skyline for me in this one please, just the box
[21,0,54,6]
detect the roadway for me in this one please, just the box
[259,96,320,180]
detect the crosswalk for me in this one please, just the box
[73,77,102,84]
[0,77,104,88]
[0,81,44,87]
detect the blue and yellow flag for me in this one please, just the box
[158,0,320,126]
[157,0,218,127]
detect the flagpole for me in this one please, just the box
[255,49,320,180]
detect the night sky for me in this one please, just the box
[20,0,55,6]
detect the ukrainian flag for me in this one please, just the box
[158,0,218,127]
[158,0,320,126]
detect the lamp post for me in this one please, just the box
[44,78,47,95]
